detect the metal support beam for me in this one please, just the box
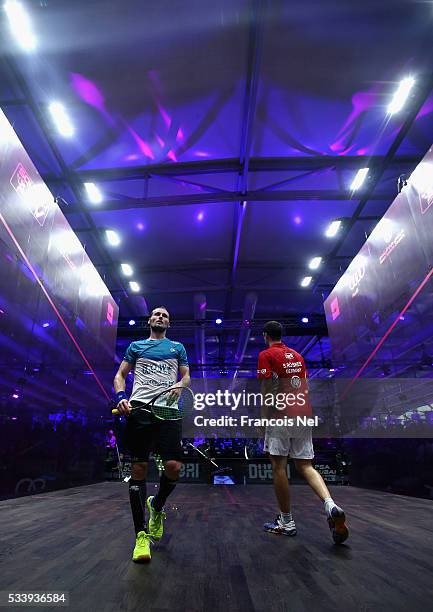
[41,155,420,183]
[58,189,394,213]
[220,0,265,365]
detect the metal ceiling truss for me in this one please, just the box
[40,155,420,183]
[219,0,265,366]
[57,189,396,213]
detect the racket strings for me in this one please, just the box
[151,388,194,420]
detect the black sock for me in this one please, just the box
[129,479,147,535]
[153,473,177,512]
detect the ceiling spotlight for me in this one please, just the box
[12,393,19,399]
[197,211,204,222]
[350,168,369,191]
[308,256,322,270]
[128,319,136,326]
[325,220,342,238]
[129,281,140,292]
[388,77,415,115]
[49,102,74,137]
[84,182,102,204]
[301,317,309,324]
[5,0,37,51]
[105,230,120,246]
[215,318,223,325]
[301,276,312,288]
[42,322,50,328]
[121,263,133,276]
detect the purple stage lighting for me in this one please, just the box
[294,216,302,225]
[42,322,50,328]
[215,318,223,325]
[129,319,136,326]
[301,317,309,323]
[197,211,204,222]
[12,393,19,399]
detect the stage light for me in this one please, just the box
[5,0,37,51]
[49,102,74,137]
[84,182,102,204]
[350,168,369,191]
[129,281,140,292]
[197,211,204,222]
[308,256,322,270]
[301,276,312,287]
[294,215,302,225]
[105,230,120,246]
[215,318,223,325]
[388,77,415,115]
[325,220,341,238]
[42,322,50,328]
[121,263,133,276]
[128,319,136,326]
[301,317,309,323]
[12,393,19,399]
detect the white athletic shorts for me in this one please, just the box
[264,426,314,459]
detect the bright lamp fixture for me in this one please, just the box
[5,1,37,51]
[121,263,133,276]
[308,256,322,270]
[388,77,415,115]
[49,102,74,137]
[105,230,120,247]
[84,182,102,204]
[129,281,140,292]
[301,276,312,288]
[350,168,369,191]
[325,220,341,238]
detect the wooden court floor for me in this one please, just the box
[1,483,432,612]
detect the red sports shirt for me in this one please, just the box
[257,342,312,417]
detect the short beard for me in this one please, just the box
[150,324,166,333]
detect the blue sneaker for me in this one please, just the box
[327,505,349,544]
[264,514,297,536]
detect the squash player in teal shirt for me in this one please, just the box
[113,306,190,562]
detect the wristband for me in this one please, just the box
[115,391,128,403]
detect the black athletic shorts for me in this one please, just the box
[124,415,183,463]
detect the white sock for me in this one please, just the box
[280,511,293,524]
[323,497,335,516]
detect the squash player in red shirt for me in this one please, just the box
[257,321,349,544]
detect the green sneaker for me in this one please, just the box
[147,496,166,541]
[132,531,151,563]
